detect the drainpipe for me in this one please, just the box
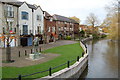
[17,6,20,46]
[32,9,34,40]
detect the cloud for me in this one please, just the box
[19,0,113,24]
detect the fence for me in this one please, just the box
[10,41,87,80]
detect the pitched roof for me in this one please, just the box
[44,11,53,19]
[53,14,70,22]
[1,1,37,9]
[53,14,78,24]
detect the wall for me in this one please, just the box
[35,41,88,80]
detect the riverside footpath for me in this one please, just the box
[1,40,77,67]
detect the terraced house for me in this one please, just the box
[0,1,79,48]
[53,14,79,40]
[44,11,57,43]
[0,1,44,47]
[0,1,19,47]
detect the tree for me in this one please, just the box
[85,13,100,35]
[102,0,119,40]
[69,16,80,23]
[86,13,99,27]
[0,3,15,62]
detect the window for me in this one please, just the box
[22,11,28,20]
[59,27,61,31]
[7,6,14,17]
[64,27,66,30]
[23,25,28,35]
[37,15,41,21]
[48,27,50,32]
[52,27,55,32]
[50,18,53,22]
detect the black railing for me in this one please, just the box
[10,55,85,80]
[10,42,87,80]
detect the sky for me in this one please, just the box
[18,0,113,24]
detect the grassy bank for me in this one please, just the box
[2,43,83,79]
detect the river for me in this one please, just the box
[79,39,118,79]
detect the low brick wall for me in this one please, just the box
[35,40,89,80]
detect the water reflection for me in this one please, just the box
[79,39,118,79]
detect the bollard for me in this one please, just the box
[18,74,21,80]
[31,49,32,53]
[36,49,38,52]
[82,52,84,57]
[39,47,41,52]
[67,61,70,68]
[49,67,52,76]
[19,51,20,57]
[77,56,79,62]
[25,50,27,56]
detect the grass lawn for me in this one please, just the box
[2,43,83,79]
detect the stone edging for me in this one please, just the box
[35,38,89,80]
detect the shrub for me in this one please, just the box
[101,34,107,38]
[66,36,71,40]
[92,34,99,39]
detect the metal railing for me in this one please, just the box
[10,41,87,80]
[10,53,86,80]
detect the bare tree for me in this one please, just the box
[86,13,99,27]
[0,4,15,62]
[85,13,100,35]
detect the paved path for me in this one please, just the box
[1,40,77,67]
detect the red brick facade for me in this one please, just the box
[44,13,79,42]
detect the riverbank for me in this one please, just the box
[2,41,83,79]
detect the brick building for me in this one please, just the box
[53,14,79,40]
[44,11,57,43]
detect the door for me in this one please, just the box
[28,37,32,46]
[20,38,27,46]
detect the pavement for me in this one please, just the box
[1,40,77,67]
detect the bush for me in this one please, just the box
[66,36,71,40]
[92,34,99,39]
[101,34,107,38]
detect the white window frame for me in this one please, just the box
[6,5,14,17]
[37,15,41,21]
[48,27,50,32]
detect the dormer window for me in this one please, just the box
[22,11,28,20]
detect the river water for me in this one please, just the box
[79,39,118,79]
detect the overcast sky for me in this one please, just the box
[18,0,113,24]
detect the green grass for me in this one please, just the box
[2,43,83,79]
